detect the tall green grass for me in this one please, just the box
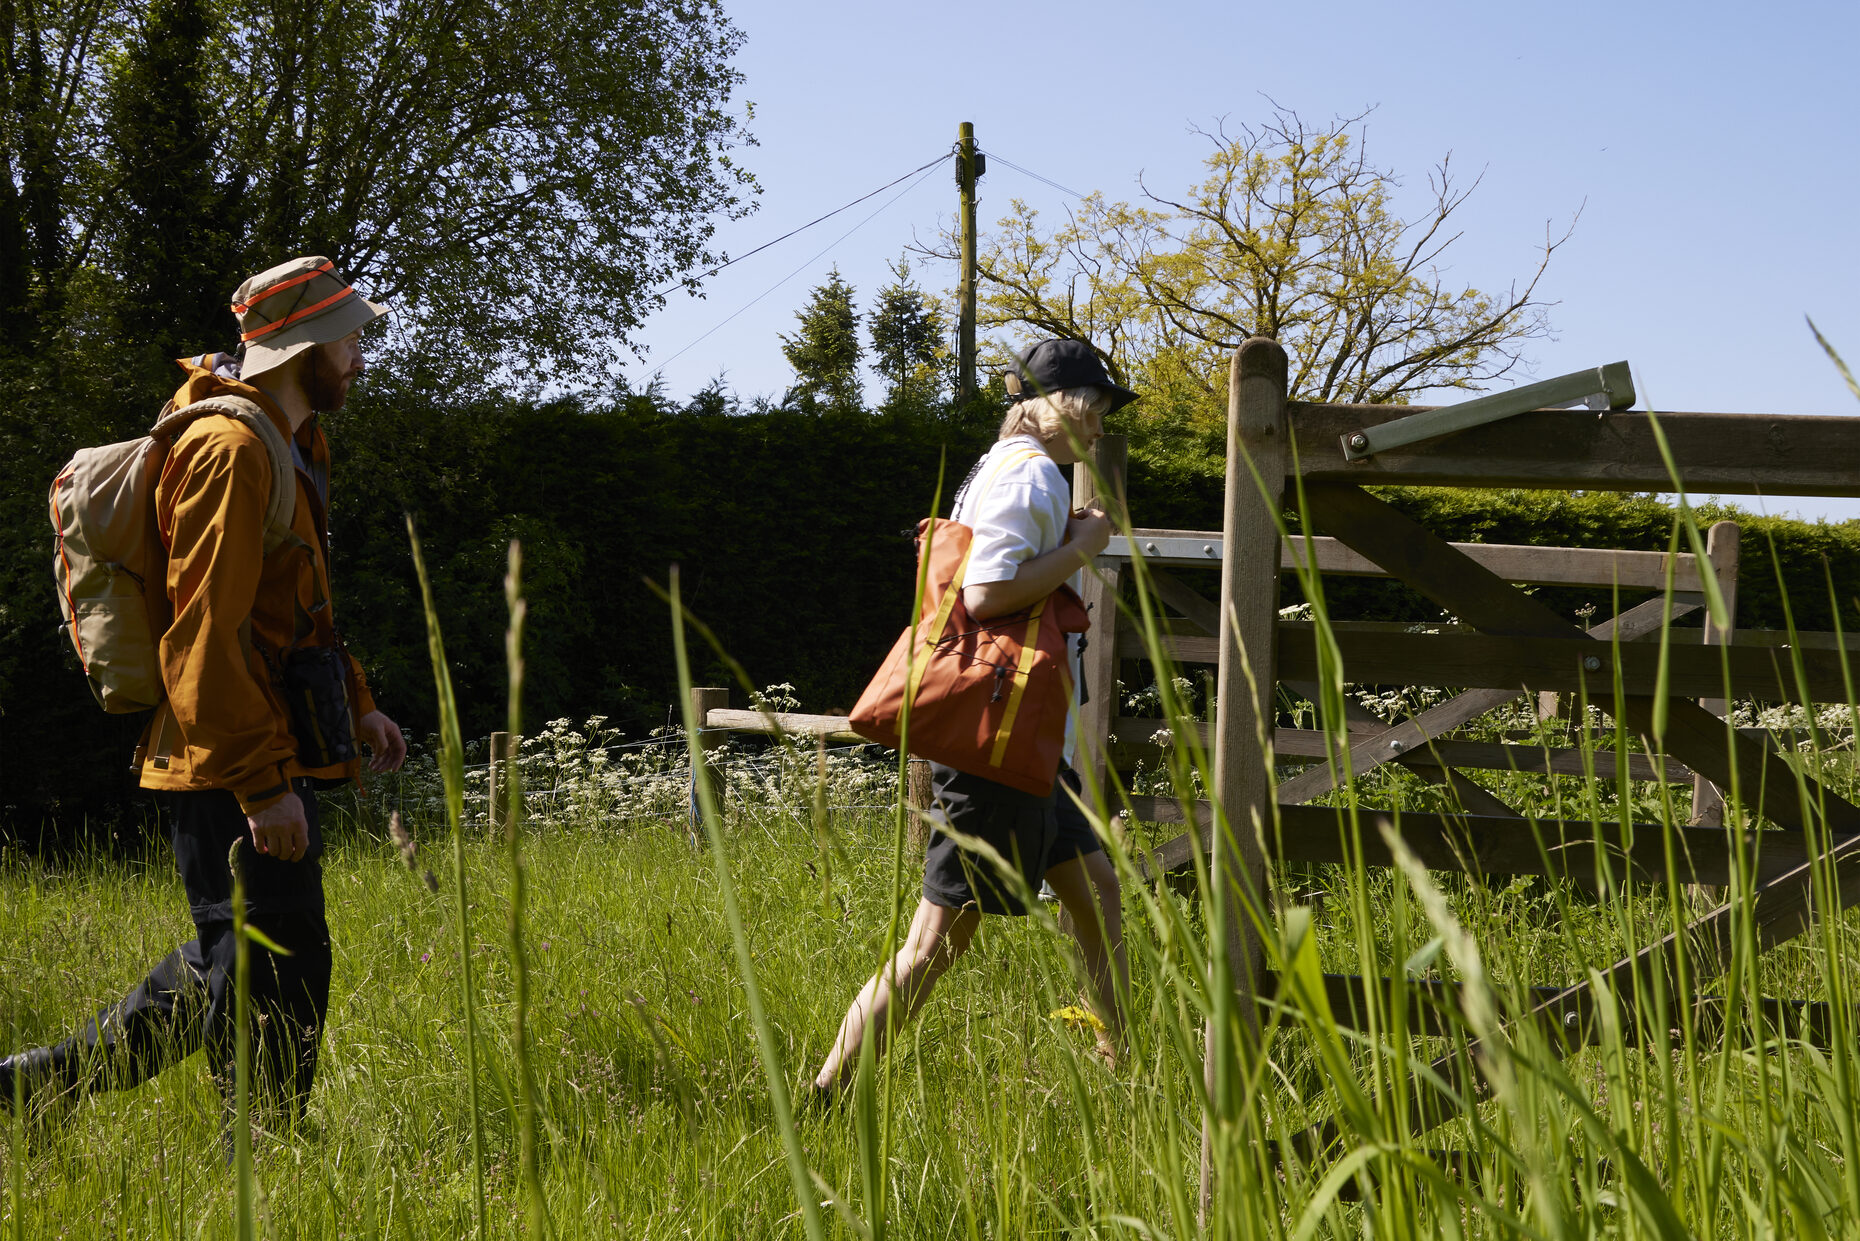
[0,727,1854,1235]
[503,542,548,1238]
[409,518,489,1237]
[668,563,826,1240]
[230,837,253,1240]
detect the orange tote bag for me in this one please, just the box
[850,512,1090,797]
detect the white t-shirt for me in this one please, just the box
[952,435,1084,766]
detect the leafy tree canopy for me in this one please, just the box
[1,0,757,394]
[930,107,1571,443]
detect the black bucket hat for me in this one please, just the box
[1006,338,1140,413]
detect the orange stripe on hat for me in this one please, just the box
[229,260,335,316]
[238,285,357,342]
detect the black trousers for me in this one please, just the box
[50,779,332,1121]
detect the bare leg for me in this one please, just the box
[814,899,980,1091]
[1045,851,1127,1059]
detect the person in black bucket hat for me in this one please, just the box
[809,340,1137,1104]
[1005,338,1141,414]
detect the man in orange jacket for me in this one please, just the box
[2,257,406,1130]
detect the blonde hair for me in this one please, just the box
[997,385,1113,444]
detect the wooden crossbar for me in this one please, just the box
[703,707,864,743]
[1128,800,1829,889]
[1110,722,1691,783]
[1266,971,1852,1050]
[1111,529,1709,591]
[1119,625,1854,704]
[1289,404,1860,496]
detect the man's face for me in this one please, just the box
[304,331,365,411]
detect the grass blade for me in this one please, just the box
[229,838,255,1241]
[406,516,489,1239]
[505,541,548,1237]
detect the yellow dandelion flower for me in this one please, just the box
[1049,1005,1106,1032]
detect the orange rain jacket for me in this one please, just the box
[135,355,377,812]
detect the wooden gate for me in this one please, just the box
[1075,337,1860,1175]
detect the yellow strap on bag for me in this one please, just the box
[988,595,1047,768]
[905,446,1045,710]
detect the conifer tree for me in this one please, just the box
[779,267,863,411]
[867,259,950,412]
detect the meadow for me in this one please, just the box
[4,667,1859,1240]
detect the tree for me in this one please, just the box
[1,0,757,395]
[867,258,950,412]
[0,0,130,353]
[779,267,862,412]
[943,108,1570,436]
[0,0,757,820]
[101,0,237,389]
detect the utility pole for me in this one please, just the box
[956,121,984,407]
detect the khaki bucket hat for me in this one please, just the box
[231,256,388,381]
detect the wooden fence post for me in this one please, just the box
[688,687,729,841]
[1202,338,1287,1215]
[489,731,511,832]
[1074,435,1129,804]
[1692,520,1741,828]
[907,758,933,850]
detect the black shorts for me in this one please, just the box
[1048,767,1104,866]
[921,763,1056,916]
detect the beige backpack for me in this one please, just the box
[49,396,297,712]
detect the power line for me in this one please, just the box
[651,152,955,300]
[645,154,952,382]
[980,149,1087,200]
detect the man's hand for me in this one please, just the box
[247,792,310,862]
[358,710,407,773]
[1065,507,1113,563]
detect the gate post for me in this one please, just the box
[1691,520,1741,827]
[1202,337,1288,1213]
[688,687,729,843]
[907,758,933,850]
[1073,434,1128,804]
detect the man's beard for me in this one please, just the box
[303,349,353,411]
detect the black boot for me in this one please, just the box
[0,1046,76,1113]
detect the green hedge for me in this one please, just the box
[7,388,1860,825]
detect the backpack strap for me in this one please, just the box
[151,395,300,557]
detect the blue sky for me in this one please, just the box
[620,0,1860,519]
